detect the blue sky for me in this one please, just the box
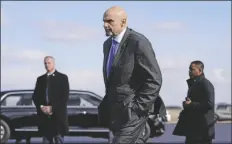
[1,1,231,105]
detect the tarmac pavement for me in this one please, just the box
[6,123,231,143]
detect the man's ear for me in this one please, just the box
[200,68,204,74]
[121,19,126,27]
[198,69,203,75]
[196,66,203,73]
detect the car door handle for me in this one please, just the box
[82,111,87,115]
[29,112,37,115]
[75,111,87,115]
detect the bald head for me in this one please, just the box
[103,6,128,36]
[105,6,127,20]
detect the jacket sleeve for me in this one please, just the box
[32,77,40,110]
[185,80,214,111]
[133,38,162,114]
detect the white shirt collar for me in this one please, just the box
[113,28,127,43]
[47,70,55,76]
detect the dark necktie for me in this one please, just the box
[107,40,119,77]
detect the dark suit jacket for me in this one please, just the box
[173,75,215,140]
[98,28,162,128]
[152,95,166,117]
[32,70,70,136]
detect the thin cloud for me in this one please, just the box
[1,8,7,26]
[1,64,231,105]
[1,49,231,105]
[2,47,47,62]
[17,50,46,60]
[210,68,231,83]
[1,47,105,95]
[152,21,186,31]
[1,66,43,89]
[1,66,105,96]
[213,68,225,81]
[64,69,105,96]
[40,21,102,42]
[158,56,192,69]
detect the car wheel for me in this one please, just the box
[0,119,11,144]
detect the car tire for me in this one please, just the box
[0,119,11,144]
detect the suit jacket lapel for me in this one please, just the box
[103,39,112,85]
[50,70,58,86]
[41,74,47,90]
[52,70,58,78]
[103,28,130,85]
[46,70,58,87]
[105,28,130,85]
[186,79,199,99]
[112,28,130,67]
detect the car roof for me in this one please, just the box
[0,89,103,100]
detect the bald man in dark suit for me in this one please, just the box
[98,6,162,144]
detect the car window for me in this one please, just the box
[67,93,101,107]
[68,94,81,106]
[1,93,34,106]
[227,106,231,112]
[79,93,101,106]
[1,95,21,106]
[216,105,228,110]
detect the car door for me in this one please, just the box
[0,91,38,130]
[67,93,81,129]
[67,92,101,129]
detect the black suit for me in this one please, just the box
[98,28,162,143]
[173,75,215,144]
[32,70,69,143]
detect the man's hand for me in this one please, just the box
[184,98,191,104]
[182,98,192,108]
[45,106,53,115]
[40,105,46,113]
[40,105,53,115]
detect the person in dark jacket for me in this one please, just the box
[173,60,215,144]
[98,6,162,144]
[32,56,70,144]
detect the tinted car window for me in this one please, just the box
[228,106,231,112]
[68,93,81,106]
[216,105,228,110]
[1,93,33,106]
[67,93,101,107]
